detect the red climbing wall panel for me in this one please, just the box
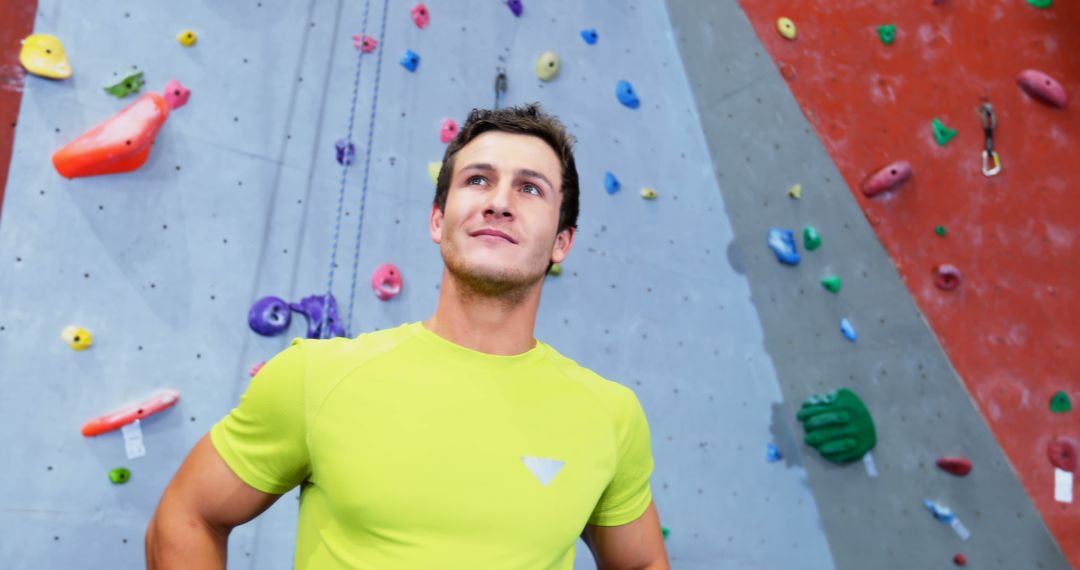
[737,0,1079,564]
[0,0,39,218]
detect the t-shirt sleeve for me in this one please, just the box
[209,338,311,495]
[587,385,655,526]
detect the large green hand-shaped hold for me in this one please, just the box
[796,388,877,464]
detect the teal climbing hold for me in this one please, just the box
[661,526,670,539]
[1051,391,1071,413]
[1026,0,1052,8]
[932,118,958,146]
[877,24,896,46]
[821,276,842,293]
[797,388,877,463]
[803,226,822,251]
[935,225,948,237]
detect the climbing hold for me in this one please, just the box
[766,443,782,463]
[81,389,180,437]
[932,118,958,146]
[439,118,459,144]
[876,24,897,45]
[953,553,967,567]
[428,161,441,185]
[109,467,132,484]
[615,80,640,109]
[821,276,842,293]
[52,81,189,179]
[604,172,621,195]
[177,30,197,47]
[767,228,800,266]
[104,69,144,99]
[661,527,670,539]
[803,226,821,251]
[400,49,420,72]
[840,318,857,342]
[536,51,560,82]
[924,499,955,524]
[353,35,378,53]
[640,187,658,200]
[371,263,403,301]
[580,29,598,45]
[335,139,356,166]
[787,183,802,199]
[248,296,292,336]
[776,18,797,40]
[19,34,72,79]
[796,388,876,463]
[290,294,346,339]
[935,225,948,237]
[548,263,562,276]
[249,361,266,377]
[61,325,93,351]
[1016,69,1067,109]
[1026,0,1052,8]
[507,0,523,17]
[861,160,912,197]
[410,4,430,29]
[1050,391,1072,413]
[1047,436,1077,472]
[933,264,962,291]
[936,456,973,476]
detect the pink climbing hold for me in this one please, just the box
[861,160,912,197]
[163,79,190,110]
[411,3,430,29]
[936,456,972,477]
[1048,436,1077,472]
[249,361,266,378]
[1016,69,1067,109]
[933,264,962,291]
[353,34,378,53]
[440,118,459,143]
[371,263,403,301]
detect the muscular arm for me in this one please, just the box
[580,500,670,570]
[145,434,283,569]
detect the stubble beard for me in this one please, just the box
[442,236,548,307]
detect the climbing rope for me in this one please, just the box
[342,0,392,337]
[319,0,374,339]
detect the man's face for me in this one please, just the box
[430,131,574,295]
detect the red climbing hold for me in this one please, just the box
[953,553,967,566]
[933,264,962,291]
[936,456,973,476]
[1048,436,1078,473]
[861,160,912,197]
[1016,69,1067,109]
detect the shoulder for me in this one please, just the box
[541,345,644,417]
[291,323,417,406]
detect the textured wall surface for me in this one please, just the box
[0,1,839,568]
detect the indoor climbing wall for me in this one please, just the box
[0,1,849,569]
[728,0,1079,567]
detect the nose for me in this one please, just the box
[484,179,515,220]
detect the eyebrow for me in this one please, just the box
[459,163,557,194]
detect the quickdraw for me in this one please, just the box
[979,102,1001,177]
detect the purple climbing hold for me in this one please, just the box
[507,0,523,17]
[248,296,292,336]
[335,139,356,166]
[290,294,346,339]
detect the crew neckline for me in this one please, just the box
[406,321,548,368]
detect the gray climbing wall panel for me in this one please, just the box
[0,0,843,568]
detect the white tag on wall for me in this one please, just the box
[863,452,879,478]
[122,420,147,460]
[1055,468,1074,504]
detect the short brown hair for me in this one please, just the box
[434,104,579,233]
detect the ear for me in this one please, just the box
[550,227,575,264]
[429,202,445,244]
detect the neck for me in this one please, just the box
[424,267,542,356]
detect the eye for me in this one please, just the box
[466,175,487,186]
[522,183,542,196]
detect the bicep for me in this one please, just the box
[582,500,669,570]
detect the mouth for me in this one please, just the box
[470,229,518,244]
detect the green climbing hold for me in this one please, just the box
[932,118,958,146]
[661,526,670,539]
[935,225,947,237]
[1051,391,1072,414]
[1026,0,1052,8]
[803,227,822,251]
[548,263,562,277]
[877,24,897,46]
[821,276,842,293]
[797,388,877,464]
[109,467,131,484]
[104,70,145,99]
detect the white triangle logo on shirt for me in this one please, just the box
[522,456,565,486]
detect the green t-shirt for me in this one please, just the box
[210,321,654,569]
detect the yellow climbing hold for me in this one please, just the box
[788,183,802,199]
[777,18,797,40]
[177,30,198,47]
[536,51,560,82]
[428,161,441,185]
[640,187,658,200]
[548,262,562,276]
[61,325,93,351]
[19,34,72,79]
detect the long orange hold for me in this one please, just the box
[81,388,180,437]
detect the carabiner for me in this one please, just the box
[494,67,507,110]
[979,102,1001,177]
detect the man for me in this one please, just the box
[146,104,668,569]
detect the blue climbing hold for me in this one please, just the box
[923,499,956,524]
[604,171,621,195]
[400,49,420,72]
[840,318,857,342]
[766,443,782,463]
[767,228,800,265]
[335,139,355,166]
[581,29,598,45]
[615,80,640,109]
